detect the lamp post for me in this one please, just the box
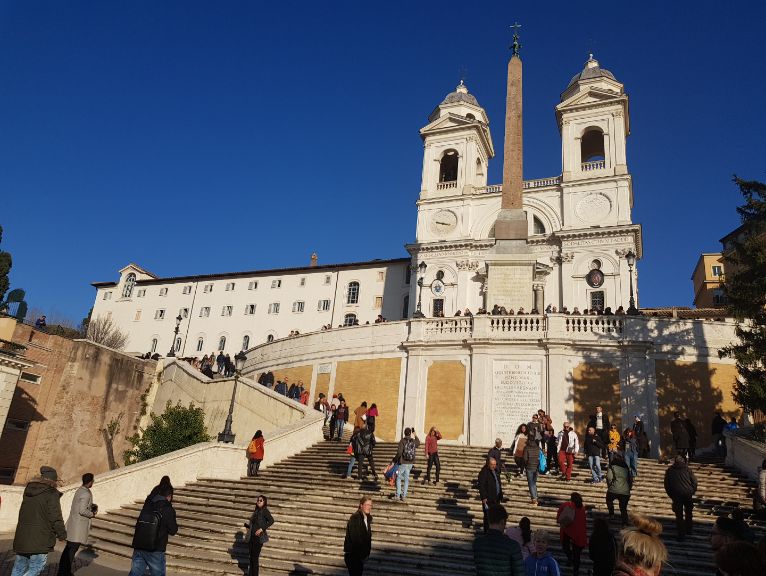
[217,350,248,444]
[166,314,182,357]
[413,261,427,318]
[625,250,639,315]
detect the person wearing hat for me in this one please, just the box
[11,466,67,576]
[57,473,97,576]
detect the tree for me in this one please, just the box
[86,314,129,350]
[719,177,766,413]
[0,225,11,304]
[124,401,211,464]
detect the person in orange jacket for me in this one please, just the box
[247,430,265,476]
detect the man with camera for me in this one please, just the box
[57,473,98,576]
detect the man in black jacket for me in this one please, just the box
[344,497,373,576]
[523,439,541,505]
[663,455,698,541]
[711,411,727,457]
[128,484,178,576]
[478,457,503,533]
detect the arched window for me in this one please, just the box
[466,113,476,121]
[581,128,605,163]
[402,295,409,319]
[174,337,182,352]
[218,336,226,351]
[344,313,357,326]
[266,334,274,343]
[150,338,157,353]
[242,335,250,350]
[122,273,136,298]
[196,337,204,352]
[347,281,360,304]
[439,150,458,183]
[533,216,546,235]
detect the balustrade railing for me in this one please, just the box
[423,318,473,337]
[489,315,545,333]
[476,176,562,195]
[436,181,458,190]
[581,160,605,171]
[564,316,623,334]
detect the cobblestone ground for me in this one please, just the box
[0,549,91,576]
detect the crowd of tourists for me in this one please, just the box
[8,404,766,576]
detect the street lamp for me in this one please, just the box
[625,251,639,315]
[413,261,427,318]
[166,314,183,357]
[217,350,248,444]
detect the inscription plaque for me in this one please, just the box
[492,360,543,445]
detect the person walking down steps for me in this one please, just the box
[247,431,265,477]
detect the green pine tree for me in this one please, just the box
[0,225,12,305]
[719,177,766,413]
[124,401,212,464]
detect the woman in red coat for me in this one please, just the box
[557,491,587,576]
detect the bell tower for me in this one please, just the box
[557,55,630,182]
[418,81,494,201]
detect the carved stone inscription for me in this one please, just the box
[492,360,543,444]
[487,264,534,311]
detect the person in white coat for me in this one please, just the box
[57,473,97,576]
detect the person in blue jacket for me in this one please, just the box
[525,530,561,576]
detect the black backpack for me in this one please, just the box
[402,438,416,461]
[132,505,163,551]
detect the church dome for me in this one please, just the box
[440,81,480,107]
[567,54,617,88]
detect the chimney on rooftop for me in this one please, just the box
[310,252,318,267]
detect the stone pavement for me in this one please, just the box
[0,537,183,576]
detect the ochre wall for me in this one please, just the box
[273,365,313,388]
[334,358,402,441]
[424,361,465,441]
[314,373,330,401]
[655,359,738,455]
[572,362,621,434]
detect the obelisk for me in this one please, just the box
[485,25,537,312]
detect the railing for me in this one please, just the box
[489,315,545,333]
[423,318,473,338]
[476,176,562,195]
[437,180,458,190]
[581,160,605,171]
[0,338,26,356]
[564,316,623,334]
[523,176,562,189]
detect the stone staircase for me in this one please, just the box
[88,437,764,575]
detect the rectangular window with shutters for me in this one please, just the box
[221,305,233,317]
[324,275,332,285]
[271,279,282,289]
[374,296,383,309]
[137,289,146,297]
[134,310,142,321]
[203,284,213,293]
[225,282,235,291]
[103,291,112,300]
[377,271,385,282]
[712,265,723,277]
[268,303,280,314]
[199,307,210,318]
[182,285,192,294]
[292,301,305,313]
[248,281,258,290]
[19,372,41,385]
[299,277,306,287]
[159,287,168,296]
[317,299,331,311]
[179,308,189,318]
[154,309,166,320]
[245,304,256,315]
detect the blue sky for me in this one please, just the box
[1,1,764,322]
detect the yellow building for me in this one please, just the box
[691,253,725,308]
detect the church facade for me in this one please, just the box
[90,50,739,456]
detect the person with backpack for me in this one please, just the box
[128,483,178,576]
[523,436,541,506]
[351,426,378,481]
[663,455,697,541]
[394,427,420,502]
[556,492,587,576]
[244,494,274,576]
[605,453,632,526]
[246,431,265,477]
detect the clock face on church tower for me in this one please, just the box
[430,210,458,236]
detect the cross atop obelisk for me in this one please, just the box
[495,23,527,240]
